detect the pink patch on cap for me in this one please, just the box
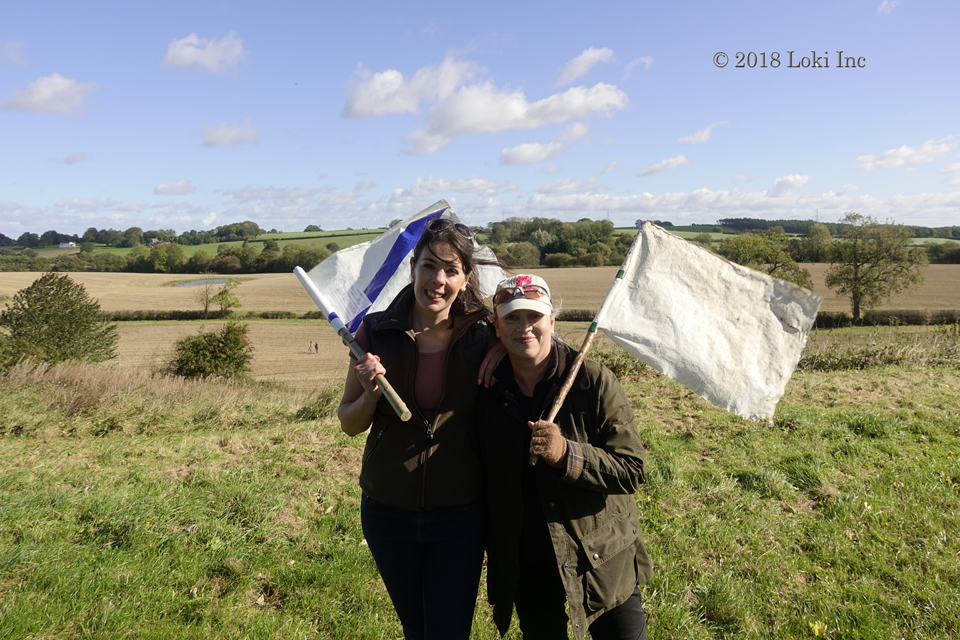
[515,275,532,286]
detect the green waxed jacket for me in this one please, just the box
[479,339,653,640]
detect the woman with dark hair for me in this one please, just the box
[338,217,497,639]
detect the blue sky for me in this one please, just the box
[2,0,959,238]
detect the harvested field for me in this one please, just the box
[106,319,935,391]
[4,263,959,391]
[3,264,958,315]
[112,320,349,390]
[0,272,317,313]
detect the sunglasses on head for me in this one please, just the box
[493,284,550,306]
[427,218,474,239]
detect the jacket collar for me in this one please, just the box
[493,336,590,396]
[370,283,490,341]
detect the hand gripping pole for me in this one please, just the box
[293,267,412,422]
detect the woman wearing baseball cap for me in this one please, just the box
[480,274,653,640]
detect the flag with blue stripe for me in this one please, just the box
[305,200,504,333]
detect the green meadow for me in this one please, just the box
[1,324,958,639]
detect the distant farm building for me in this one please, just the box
[59,242,77,248]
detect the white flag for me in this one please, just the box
[305,199,504,332]
[597,222,821,420]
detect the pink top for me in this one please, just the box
[355,324,447,422]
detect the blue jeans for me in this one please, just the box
[360,493,485,639]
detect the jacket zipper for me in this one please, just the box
[362,427,384,468]
[412,315,476,510]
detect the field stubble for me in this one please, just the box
[3,264,960,314]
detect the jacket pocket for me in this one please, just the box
[578,509,641,611]
[361,427,384,468]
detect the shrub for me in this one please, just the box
[165,322,254,379]
[556,309,595,322]
[542,253,574,268]
[0,272,118,367]
[577,252,604,267]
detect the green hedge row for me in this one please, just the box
[814,309,960,328]
[101,310,329,322]
[98,308,960,328]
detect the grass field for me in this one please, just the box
[2,263,960,638]
[2,349,958,639]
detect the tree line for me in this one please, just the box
[717,217,960,239]
[482,217,634,268]
[0,238,336,275]
[712,214,932,321]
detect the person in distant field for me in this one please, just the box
[308,341,313,353]
[337,217,503,639]
[480,274,653,640]
[315,340,319,353]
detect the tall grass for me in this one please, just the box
[2,336,959,638]
[799,323,960,372]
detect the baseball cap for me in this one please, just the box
[493,274,553,317]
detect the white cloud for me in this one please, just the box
[733,174,759,183]
[556,122,589,142]
[406,82,628,154]
[154,180,197,195]
[636,155,690,177]
[116,200,148,212]
[538,177,602,195]
[500,142,565,165]
[203,212,218,226]
[677,121,729,145]
[354,178,375,191]
[53,197,116,212]
[163,32,246,74]
[766,174,810,197]
[62,152,87,164]
[389,175,516,204]
[602,161,619,175]
[940,162,960,187]
[1,41,26,65]
[222,186,319,206]
[1,73,99,116]
[826,184,858,197]
[492,188,960,229]
[556,47,615,87]
[622,56,653,81]
[857,138,953,170]
[201,120,259,147]
[542,164,563,175]
[342,54,480,118]
[876,0,900,15]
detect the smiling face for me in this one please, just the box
[409,242,468,320]
[494,308,555,367]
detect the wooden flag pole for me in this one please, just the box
[530,231,643,465]
[294,267,412,422]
